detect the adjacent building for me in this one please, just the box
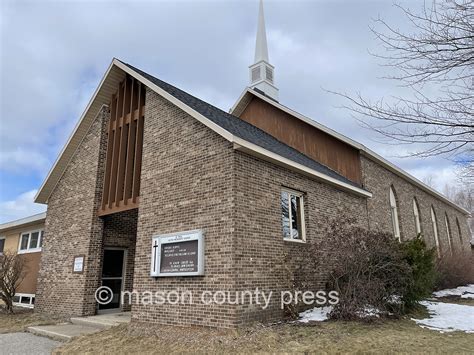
[28,1,470,327]
[0,212,46,308]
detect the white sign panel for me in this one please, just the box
[73,256,84,273]
[150,230,205,277]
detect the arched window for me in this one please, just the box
[389,186,401,241]
[431,206,441,257]
[456,217,463,246]
[413,198,422,236]
[444,213,452,254]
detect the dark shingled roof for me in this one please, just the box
[123,61,361,189]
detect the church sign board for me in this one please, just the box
[150,230,204,277]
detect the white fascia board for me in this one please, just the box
[0,212,46,233]
[231,88,469,216]
[232,137,372,198]
[34,59,119,204]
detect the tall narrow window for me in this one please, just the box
[456,217,463,247]
[413,198,422,236]
[281,189,306,242]
[445,213,453,254]
[389,186,401,241]
[431,207,441,257]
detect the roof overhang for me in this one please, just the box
[35,59,372,204]
[231,88,471,216]
[0,212,46,233]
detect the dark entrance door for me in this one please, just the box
[99,248,126,312]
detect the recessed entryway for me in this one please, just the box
[98,248,127,313]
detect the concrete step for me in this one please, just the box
[70,312,131,329]
[27,323,101,342]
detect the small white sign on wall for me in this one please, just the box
[73,256,85,273]
[150,230,205,277]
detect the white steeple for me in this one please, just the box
[249,0,279,101]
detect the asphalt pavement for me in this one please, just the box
[0,332,60,355]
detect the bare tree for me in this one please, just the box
[334,0,473,180]
[443,181,473,236]
[0,252,27,313]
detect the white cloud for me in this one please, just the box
[0,147,50,175]
[0,190,46,224]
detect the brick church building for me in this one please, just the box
[34,1,470,327]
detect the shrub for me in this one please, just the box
[319,218,412,320]
[435,251,474,290]
[399,235,437,309]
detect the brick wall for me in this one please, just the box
[361,156,471,255]
[232,151,368,324]
[132,89,237,327]
[35,106,109,316]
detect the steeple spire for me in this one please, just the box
[249,0,279,101]
[254,0,269,63]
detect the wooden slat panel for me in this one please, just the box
[132,84,144,202]
[100,77,145,215]
[124,79,137,203]
[108,82,125,207]
[98,198,139,217]
[101,93,116,210]
[115,116,128,205]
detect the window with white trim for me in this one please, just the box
[281,189,306,242]
[389,186,401,241]
[18,230,43,253]
[12,293,35,308]
[413,198,422,236]
[0,237,5,255]
[431,207,441,257]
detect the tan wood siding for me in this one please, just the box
[239,97,362,184]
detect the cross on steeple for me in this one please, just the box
[249,0,279,101]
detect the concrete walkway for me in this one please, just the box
[0,332,60,355]
[27,312,131,342]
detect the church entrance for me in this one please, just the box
[98,248,127,313]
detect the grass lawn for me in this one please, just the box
[0,307,65,334]
[55,315,474,354]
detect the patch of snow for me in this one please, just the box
[356,307,381,318]
[433,284,474,299]
[412,301,474,333]
[298,306,332,323]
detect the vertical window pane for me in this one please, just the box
[281,191,290,239]
[29,232,39,249]
[39,231,44,248]
[290,195,300,239]
[20,234,29,250]
[0,239,4,253]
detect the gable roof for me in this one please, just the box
[231,88,470,216]
[35,58,372,204]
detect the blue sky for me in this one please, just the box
[0,0,459,223]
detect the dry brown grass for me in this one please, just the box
[0,307,65,334]
[55,316,474,354]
